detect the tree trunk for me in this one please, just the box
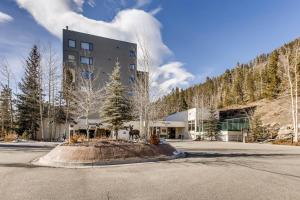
[86,115,89,141]
[39,90,44,141]
[115,128,118,140]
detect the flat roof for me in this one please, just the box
[63,28,137,46]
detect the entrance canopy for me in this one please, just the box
[148,121,186,128]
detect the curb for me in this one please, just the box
[31,151,186,169]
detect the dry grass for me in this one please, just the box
[150,134,160,145]
[272,138,300,146]
[4,133,18,142]
[69,134,86,144]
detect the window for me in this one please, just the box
[68,39,76,48]
[129,50,135,57]
[81,71,94,80]
[68,55,75,60]
[81,42,93,51]
[68,55,76,63]
[188,120,195,131]
[80,56,93,65]
[129,75,135,83]
[129,64,135,70]
[128,91,134,96]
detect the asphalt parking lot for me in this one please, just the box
[1,141,300,200]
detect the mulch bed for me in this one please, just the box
[40,140,177,164]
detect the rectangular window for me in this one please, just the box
[129,64,135,70]
[129,50,135,57]
[188,120,195,131]
[128,91,134,96]
[81,71,94,80]
[68,39,76,48]
[81,42,93,51]
[80,56,93,65]
[68,55,76,62]
[129,75,135,84]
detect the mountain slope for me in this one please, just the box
[157,37,300,129]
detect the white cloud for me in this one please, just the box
[150,6,162,16]
[0,11,13,23]
[87,0,96,7]
[135,0,151,8]
[16,0,193,94]
[153,62,193,93]
[72,0,96,10]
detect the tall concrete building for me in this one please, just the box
[62,28,137,92]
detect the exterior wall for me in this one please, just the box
[63,29,137,92]
[36,119,67,141]
[164,108,215,140]
[219,131,229,142]
[126,120,187,139]
[220,130,243,142]
[187,108,213,140]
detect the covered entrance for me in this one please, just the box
[148,121,186,139]
[168,128,176,139]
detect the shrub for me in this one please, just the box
[4,133,18,142]
[21,131,31,140]
[70,134,86,144]
[272,138,300,146]
[149,134,160,145]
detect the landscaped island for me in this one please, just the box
[34,139,181,167]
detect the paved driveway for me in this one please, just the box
[1,141,300,200]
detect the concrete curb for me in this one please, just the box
[31,151,186,168]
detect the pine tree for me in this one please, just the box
[246,69,255,102]
[175,87,180,111]
[100,61,131,139]
[265,51,280,99]
[233,67,244,104]
[0,85,13,135]
[223,69,233,106]
[249,115,265,142]
[16,45,41,139]
[204,106,220,140]
[178,90,188,111]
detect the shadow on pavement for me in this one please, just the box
[185,152,300,158]
[0,162,47,168]
[0,144,54,152]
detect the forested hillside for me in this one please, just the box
[157,37,300,118]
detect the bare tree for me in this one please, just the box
[279,40,300,142]
[193,91,205,137]
[67,64,103,141]
[131,36,167,140]
[0,58,15,132]
[42,43,61,141]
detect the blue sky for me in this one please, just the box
[1,0,300,93]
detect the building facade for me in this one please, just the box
[63,28,137,92]
[148,107,251,142]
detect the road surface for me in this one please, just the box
[1,141,300,200]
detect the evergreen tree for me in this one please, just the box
[101,61,131,139]
[178,90,188,111]
[0,85,13,134]
[265,51,280,99]
[233,67,244,104]
[249,115,266,142]
[16,45,41,139]
[246,69,255,102]
[175,87,180,111]
[223,69,233,106]
[204,106,220,140]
